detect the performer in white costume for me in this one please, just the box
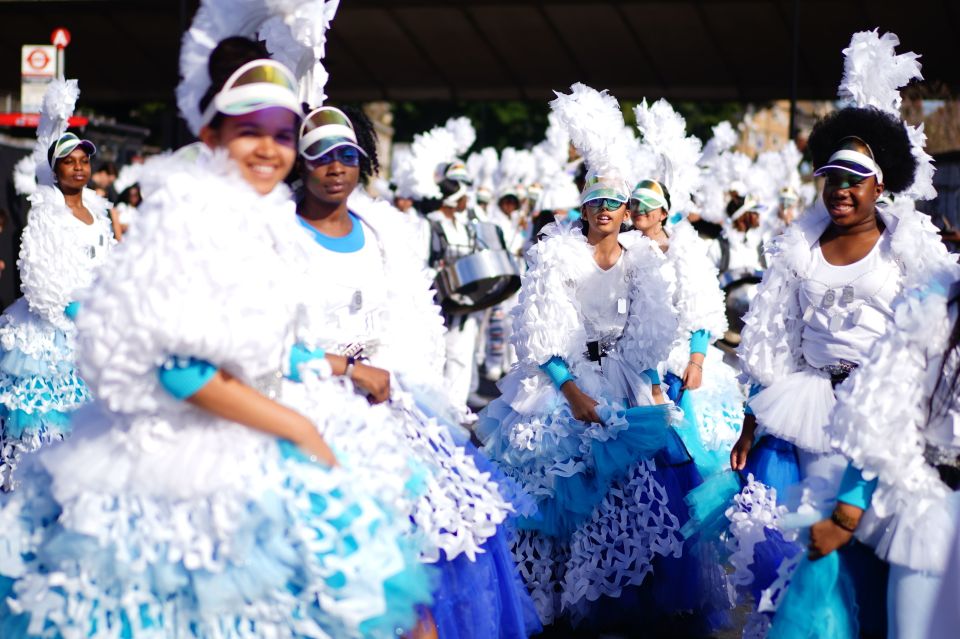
[478,84,726,635]
[291,104,541,639]
[693,30,956,638]
[0,23,434,639]
[0,80,114,490]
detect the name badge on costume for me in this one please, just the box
[617,298,627,314]
[350,290,363,314]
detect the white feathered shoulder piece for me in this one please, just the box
[178,0,339,135]
[633,98,703,214]
[666,222,727,339]
[344,190,446,388]
[549,83,631,187]
[18,186,114,329]
[75,148,309,415]
[828,263,960,572]
[838,29,934,200]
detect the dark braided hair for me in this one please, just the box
[808,107,917,194]
[198,37,271,130]
[339,105,380,183]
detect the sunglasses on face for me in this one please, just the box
[628,199,659,215]
[582,198,624,214]
[824,171,868,190]
[309,146,361,168]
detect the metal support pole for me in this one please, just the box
[788,0,800,141]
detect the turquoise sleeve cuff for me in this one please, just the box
[836,463,877,511]
[744,383,764,416]
[689,329,710,355]
[158,357,218,400]
[540,356,575,389]
[64,301,80,320]
[643,368,662,385]
[287,343,327,383]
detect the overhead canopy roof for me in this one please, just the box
[0,0,957,106]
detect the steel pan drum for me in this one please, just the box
[435,221,522,314]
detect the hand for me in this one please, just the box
[682,361,703,391]
[297,425,339,467]
[808,518,853,560]
[561,381,602,424]
[730,414,757,471]
[349,362,391,404]
[651,383,666,405]
[404,610,438,639]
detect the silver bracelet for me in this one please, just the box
[688,360,703,371]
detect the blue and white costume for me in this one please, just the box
[0,184,113,490]
[656,220,744,478]
[289,190,542,639]
[770,259,960,639]
[477,222,692,626]
[0,148,433,638]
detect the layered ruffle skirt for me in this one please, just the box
[0,298,89,490]
[0,407,434,639]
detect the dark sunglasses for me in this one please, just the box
[309,146,361,168]
[628,199,659,215]
[582,198,625,214]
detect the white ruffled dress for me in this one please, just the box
[0,186,114,490]
[477,223,711,627]
[659,221,744,478]
[0,148,433,639]
[287,191,541,638]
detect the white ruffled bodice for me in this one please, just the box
[575,254,629,345]
[17,185,114,330]
[663,222,728,374]
[738,199,955,388]
[828,263,960,572]
[299,192,446,390]
[75,147,312,418]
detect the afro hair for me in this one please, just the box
[808,106,916,194]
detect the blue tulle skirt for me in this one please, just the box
[742,435,801,498]
[0,439,435,639]
[516,404,673,540]
[665,372,727,479]
[574,430,731,634]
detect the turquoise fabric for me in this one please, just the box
[288,343,327,383]
[157,358,217,400]
[540,356,575,388]
[644,368,661,385]
[64,301,80,320]
[836,463,877,511]
[298,212,365,253]
[768,553,859,639]
[689,329,710,355]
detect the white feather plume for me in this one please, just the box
[31,78,81,187]
[177,0,339,135]
[838,30,921,115]
[13,155,37,196]
[837,29,934,200]
[466,147,498,190]
[633,98,703,213]
[113,162,145,196]
[444,117,476,156]
[392,125,459,200]
[495,147,535,193]
[699,120,738,167]
[549,83,631,186]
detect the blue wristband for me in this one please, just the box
[158,357,218,400]
[64,301,81,320]
[689,329,710,355]
[744,383,763,416]
[643,368,662,385]
[287,343,327,383]
[540,356,575,389]
[836,463,878,511]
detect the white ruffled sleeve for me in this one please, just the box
[616,233,680,371]
[669,223,728,340]
[736,228,806,387]
[75,153,300,415]
[828,263,960,572]
[510,223,591,370]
